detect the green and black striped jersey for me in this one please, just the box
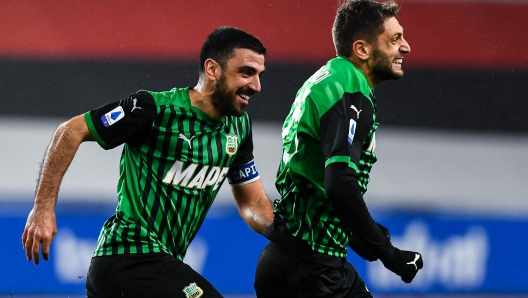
[84,87,256,260]
[274,56,378,258]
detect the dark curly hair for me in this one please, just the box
[332,0,400,57]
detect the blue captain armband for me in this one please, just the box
[227,160,260,186]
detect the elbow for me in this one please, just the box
[59,115,93,143]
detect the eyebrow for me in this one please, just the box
[238,65,266,75]
[388,32,403,40]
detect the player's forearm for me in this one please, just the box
[324,162,395,261]
[239,195,274,235]
[34,115,91,207]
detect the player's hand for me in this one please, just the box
[348,223,390,262]
[22,206,58,265]
[382,248,423,283]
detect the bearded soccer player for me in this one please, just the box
[254,1,423,297]
[22,27,274,297]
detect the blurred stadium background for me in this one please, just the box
[1,0,527,297]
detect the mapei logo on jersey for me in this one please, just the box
[348,119,356,145]
[100,106,125,127]
[182,282,203,298]
[225,134,238,156]
[163,160,230,191]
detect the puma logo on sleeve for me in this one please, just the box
[350,105,362,119]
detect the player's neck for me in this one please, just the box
[346,56,377,88]
[190,82,223,120]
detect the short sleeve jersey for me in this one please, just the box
[274,57,378,258]
[84,87,256,260]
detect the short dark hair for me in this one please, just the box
[199,26,267,74]
[332,0,400,57]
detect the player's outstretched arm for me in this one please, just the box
[231,179,274,235]
[22,114,94,265]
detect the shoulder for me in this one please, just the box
[137,87,190,107]
[308,57,371,102]
[325,57,369,93]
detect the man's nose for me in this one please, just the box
[400,38,411,54]
[250,76,262,93]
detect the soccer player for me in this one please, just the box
[254,1,423,297]
[22,27,274,297]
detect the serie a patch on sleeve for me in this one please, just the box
[101,106,125,127]
[227,160,260,186]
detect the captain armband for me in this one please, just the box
[227,159,260,186]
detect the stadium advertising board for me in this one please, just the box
[1,202,527,296]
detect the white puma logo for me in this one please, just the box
[179,133,195,148]
[407,253,421,270]
[350,105,362,119]
[131,98,142,112]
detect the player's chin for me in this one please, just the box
[390,69,405,80]
[234,109,247,117]
[228,106,247,117]
[234,102,248,116]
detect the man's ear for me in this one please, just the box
[353,40,370,61]
[204,59,221,81]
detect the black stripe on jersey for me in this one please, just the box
[293,184,321,240]
[167,106,199,254]
[173,107,186,167]
[134,147,148,254]
[186,107,198,161]
[110,212,122,255]
[292,189,309,237]
[101,214,116,255]
[205,124,215,166]
[197,120,215,202]
[139,106,169,254]
[196,114,206,165]
[216,121,229,173]
[164,107,188,254]
[169,189,185,253]
[133,217,144,253]
[151,105,178,251]
[122,222,131,254]
[174,107,195,250]
[311,200,335,256]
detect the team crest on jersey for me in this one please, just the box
[225,134,238,156]
[182,282,203,298]
[348,119,356,145]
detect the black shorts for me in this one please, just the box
[86,253,223,298]
[254,242,373,298]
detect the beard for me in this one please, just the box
[371,47,404,83]
[211,73,245,117]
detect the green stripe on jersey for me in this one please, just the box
[93,87,251,260]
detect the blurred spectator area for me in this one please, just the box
[0,0,527,132]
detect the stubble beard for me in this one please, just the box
[371,47,404,83]
[212,73,245,117]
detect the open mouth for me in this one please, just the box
[238,93,251,103]
[393,58,403,65]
